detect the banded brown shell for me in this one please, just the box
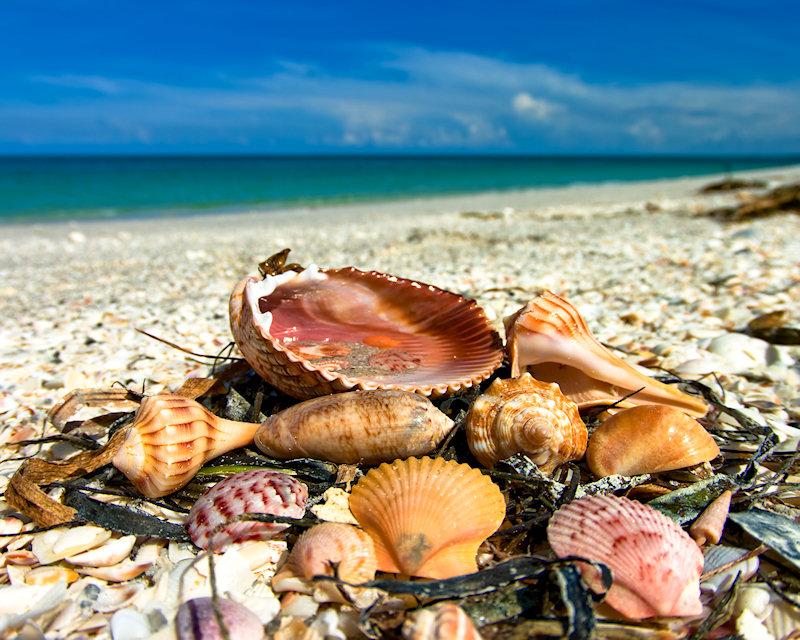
[349,457,505,579]
[230,265,503,399]
[504,291,708,417]
[466,373,587,472]
[402,603,483,640]
[586,404,720,477]
[255,390,454,464]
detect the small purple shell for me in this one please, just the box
[176,597,264,640]
[187,470,308,551]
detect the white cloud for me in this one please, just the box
[512,92,555,121]
[628,118,664,145]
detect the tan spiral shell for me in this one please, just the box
[255,390,454,465]
[349,457,506,579]
[112,395,259,498]
[466,373,587,472]
[586,404,720,478]
[402,603,483,640]
[272,523,377,602]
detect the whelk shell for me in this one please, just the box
[504,291,708,417]
[349,457,505,579]
[548,495,704,619]
[230,263,503,399]
[112,394,260,498]
[402,603,483,640]
[466,373,587,472]
[187,470,308,551]
[255,390,454,464]
[586,405,720,477]
[272,523,377,602]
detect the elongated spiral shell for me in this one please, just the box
[548,495,704,619]
[466,373,587,472]
[255,390,454,464]
[272,523,377,602]
[112,395,260,498]
[349,457,505,579]
[187,470,308,551]
[586,404,720,477]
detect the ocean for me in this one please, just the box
[1,155,796,223]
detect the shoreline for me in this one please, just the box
[2,162,799,235]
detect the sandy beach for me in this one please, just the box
[1,164,799,636]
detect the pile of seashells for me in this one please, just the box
[3,251,799,639]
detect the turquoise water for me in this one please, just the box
[1,155,797,222]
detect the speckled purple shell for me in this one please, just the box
[187,470,308,551]
[229,266,503,400]
[176,597,264,640]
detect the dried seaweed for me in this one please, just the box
[552,564,597,640]
[729,508,800,575]
[688,574,740,640]
[649,474,738,524]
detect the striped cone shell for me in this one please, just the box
[187,470,308,551]
[229,265,503,399]
[547,495,704,619]
[349,457,505,579]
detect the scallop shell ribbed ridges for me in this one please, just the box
[504,291,708,417]
[586,404,720,477]
[112,395,260,498]
[187,470,308,551]
[230,266,503,400]
[349,457,506,579]
[272,523,377,599]
[255,390,454,464]
[403,603,483,640]
[547,495,704,619]
[466,373,587,472]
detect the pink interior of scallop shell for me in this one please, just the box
[257,269,501,387]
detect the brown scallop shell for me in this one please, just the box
[504,291,708,417]
[272,523,377,602]
[466,373,587,472]
[586,404,720,477]
[230,266,503,399]
[112,395,259,498]
[255,390,454,464]
[349,457,505,579]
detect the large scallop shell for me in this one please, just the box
[349,457,505,579]
[272,523,377,602]
[548,495,704,619]
[255,390,454,464]
[586,405,720,477]
[403,603,483,640]
[187,470,308,551]
[112,395,260,498]
[504,291,708,417]
[230,265,503,399]
[466,373,587,472]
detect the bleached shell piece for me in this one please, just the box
[176,597,265,640]
[690,490,732,546]
[547,495,704,619]
[403,603,483,640]
[187,470,308,551]
[466,373,587,472]
[256,390,454,464]
[67,535,137,567]
[24,566,79,586]
[51,526,112,558]
[112,394,260,498]
[230,266,503,400]
[76,541,163,583]
[701,545,759,596]
[586,405,720,477]
[272,523,377,602]
[504,291,708,417]
[349,457,506,579]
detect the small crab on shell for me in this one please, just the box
[229,252,504,400]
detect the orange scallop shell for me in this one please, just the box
[272,523,377,602]
[504,291,708,417]
[230,266,503,399]
[586,404,720,477]
[548,495,704,619]
[466,373,587,472]
[349,457,506,579]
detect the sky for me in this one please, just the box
[2,0,800,155]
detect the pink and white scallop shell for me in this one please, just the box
[547,495,704,620]
[187,470,308,551]
[230,266,503,400]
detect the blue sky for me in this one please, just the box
[2,1,799,154]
